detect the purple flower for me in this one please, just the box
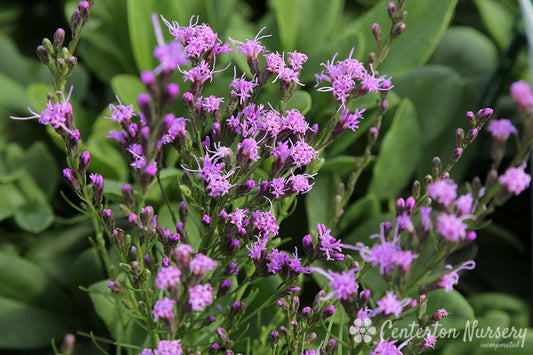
[161,117,189,144]
[336,107,365,133]
[422,333,437,349]
[201,95,224,112]
[188,283,213,311]
[181,60,214,85]
[436,212,469,242]
[510,80,533,110]
[155,339,183,355]
[316,224,343,260]
[288,173,315,194]
[427,179,457,207]
[290,140,318,168]
[309,267,359,301]
[370,339,405,355]
[139,349,154,355]
[376,291,410,318]
[487,119,517,141]
[252,210,279,237]
[437,261,475,292]
[499,164,531,196]
[230,71,258,105]
[152,296,176,321]
[360,64,392,93]
[153,40,188,73]
[283,109,310,135]
[258,110,282,137]
[126,144,146,170]
[229,27,270,60]
[265,52,284,73]
[190,253,218,277]
[288,51,308,71]
[155,266,181,290]
[270,177,287,198]
[420,206,432,231]
[106,97,135,124]
[237,138,261,163]
[455,193,474,216]
[228,208,250,230]
[266,248,289,274]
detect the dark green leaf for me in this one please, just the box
[0,296,75,350]
[286,90,312,115]
[270,0,298,51]
[426,289,475,330]
[369,98,420,199]
[474,0,515,49]
[22,142,59,197]
[127,0,157,72]
[111,74,145,112]
[305,172,341,230]
[393,65,462,144]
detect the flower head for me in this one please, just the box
[188,283,213,311]
[499,164,531,196]
[487,119,517,141]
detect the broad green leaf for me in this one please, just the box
[321,155,358,177]
[426,289,475,331]
[474,0,515,49]
[305,172,341,230]
[338,194,381,232]
[22,142,59,197]
[12,172,53,232]
[146,167,181,205]
[270,0,298,51]
[429,27,497,80]
[0,251,72,312]
[285,90,312,115]
[295,0,343,51]
[469,293,530,320]
[369,98,420,199]
[127,0,157,72]
[0,296,75,350]
[73,0,138,81]
[111,74,145,112]
[0,72,29,112]
[380,0,458,76]
[393,65,462,144]
[87,137,129,181]
[0,184,17,221]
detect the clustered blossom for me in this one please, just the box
[499,164,531,196]
[152,297,176,321]
[155,266,181,290]
[315,49,392,104]
[510,80,533,111]
[139,340,184,355]
[162,15,231,60]
[437,261,476,292]
[188,283,213,311]
[310,267,359,301]
[487,119,517,141]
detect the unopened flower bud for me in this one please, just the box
[412,180,421,199]
[211,122,222,142]
[372,23,382,44]
[368,126,379,145]
[405,196,416,212]
[78,151,90,175]
[388,2,396,18]
[290,321,299,333]
[269,331,279,347]
[302,306,312,320]
[36,45,49,64]
[42,38,54,55]
[322,305,335,319]
[107,280,121,293]
[141,71,158,97]
[305,332,317,346]
[70,9,82,33]
[217,279,232,297]
[302,234,314,257]
[451,147,463,163]
[78,1,90,20]
[162,83,179,112]
[466,110,475,124]
[228,238,240,254]
[396,198,405,213]
[431,157,441,177]
[140,206,154,227]
[67,55,77,70]
[128,213,141,228]
[455,128,465,147]
[138,93,153,124]
[279,286,300,297]
[103,209,115,229]
[432,308,449,322]
[53,28,65,52]
[202,214,212,227]
[466,230,477,242]
[392,23,406,38]
[368,51,376,64]
[91,174,104,206]
[216,327,230,346]
[325,339,337,354]
[465,128,478,144]
[183,92,194,110]
[279,325,290,339]
[424,174,433,187]
[121,184,135,209]
[313,290,325,312]
[209,343,219,354]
